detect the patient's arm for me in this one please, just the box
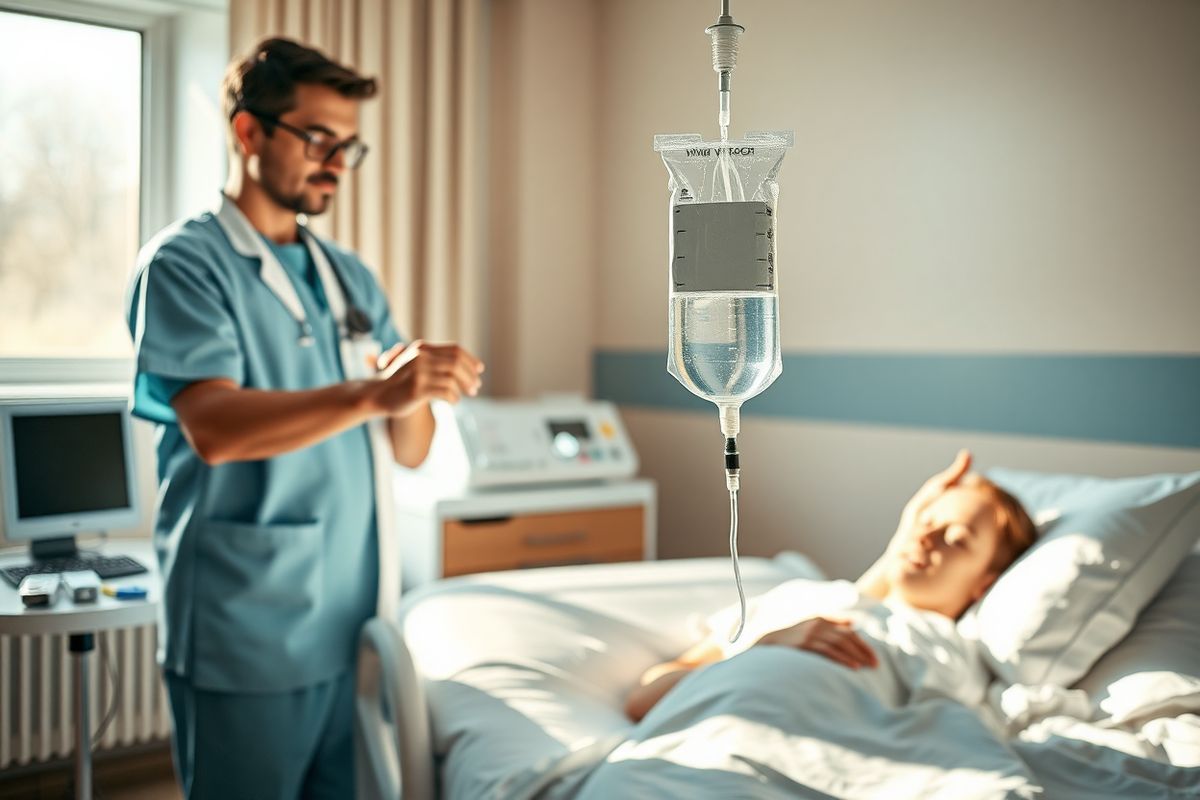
[755,617,877,670]
[625,615,881,721]
[625,639,723,722]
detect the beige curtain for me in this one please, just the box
[229,0,487,352]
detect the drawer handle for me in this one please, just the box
[458,515,513,526]
[522,531,587,547]
[517,556,597,569]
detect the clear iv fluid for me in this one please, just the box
[669,291,781,405]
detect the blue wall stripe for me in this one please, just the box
[593,351,1200,449]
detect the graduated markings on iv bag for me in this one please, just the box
[672,202,775,294]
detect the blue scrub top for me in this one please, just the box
[262,235,329,309]
[127,200,401,693]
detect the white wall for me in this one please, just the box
[596,0,1200,355]
[486,0,599,398]
[592,0,1200,576]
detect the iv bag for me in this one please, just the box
[654,131,793,413]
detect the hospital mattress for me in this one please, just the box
[357,553,1200,799]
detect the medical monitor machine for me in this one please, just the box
[392,395,655,589]
[408,396,639,494]
[0,399,141,560]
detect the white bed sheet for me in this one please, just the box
[397,554,1200,799]
[401,554,821,799]
[573,647,1039,800]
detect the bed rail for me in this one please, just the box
[355,617,435,800]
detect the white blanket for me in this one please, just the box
[570,647,1039,799]
[986,678,1200,798]
[563,580,1040,799]
[408,563,1198,799]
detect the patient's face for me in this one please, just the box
[886,486,1005,619]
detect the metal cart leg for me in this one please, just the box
[69,632,94,800]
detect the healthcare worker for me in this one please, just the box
[125,37,484,799]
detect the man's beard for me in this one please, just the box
[263,179,331,216]
[260,158,336,216]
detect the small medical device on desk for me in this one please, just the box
[393,396,656,589]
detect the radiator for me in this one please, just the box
[1,624,172,770]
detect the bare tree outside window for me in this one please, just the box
[0,11,141,358]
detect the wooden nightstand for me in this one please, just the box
[394,479,656,589]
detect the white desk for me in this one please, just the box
[0,539,161,799]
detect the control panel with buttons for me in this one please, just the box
[412,396,639,491]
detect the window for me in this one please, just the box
[0,9,142,359]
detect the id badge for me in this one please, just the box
[341,336,382,382]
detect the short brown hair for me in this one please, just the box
[963,475,1037,574]
[222,37,377,132]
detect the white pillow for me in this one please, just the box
[1075,547,1200,722]
[972,468,1200,687]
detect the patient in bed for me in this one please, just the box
[625,450,1037,722]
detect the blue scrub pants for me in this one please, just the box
[164,670,355,800]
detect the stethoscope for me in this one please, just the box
[212,194,374,348]
[295,232,374,346]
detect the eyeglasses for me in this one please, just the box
[243,109,369,170]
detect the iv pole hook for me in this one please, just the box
[706,0,744,137]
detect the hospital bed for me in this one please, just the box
[355,470,1200,799]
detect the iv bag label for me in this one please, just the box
[672,202,775,292]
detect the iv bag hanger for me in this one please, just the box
[706,0,744,140]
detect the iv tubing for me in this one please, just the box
[722,412,746,642]
[707,0,743,141]
[728,487,745,642]
[714,148,746,202]
[719,151,735,199]
[708,0,745,200]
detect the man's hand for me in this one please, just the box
[368,340,484,417]
[755,617,879,670]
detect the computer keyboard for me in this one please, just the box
[1,554,147,588]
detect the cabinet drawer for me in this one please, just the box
[442,505,644,576]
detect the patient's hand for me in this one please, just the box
[755,617,878,670]
[857,450,973,601]
[891,450,972,553]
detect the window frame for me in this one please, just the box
[0,0,179,384]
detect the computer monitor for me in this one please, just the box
[0,399,140,555]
